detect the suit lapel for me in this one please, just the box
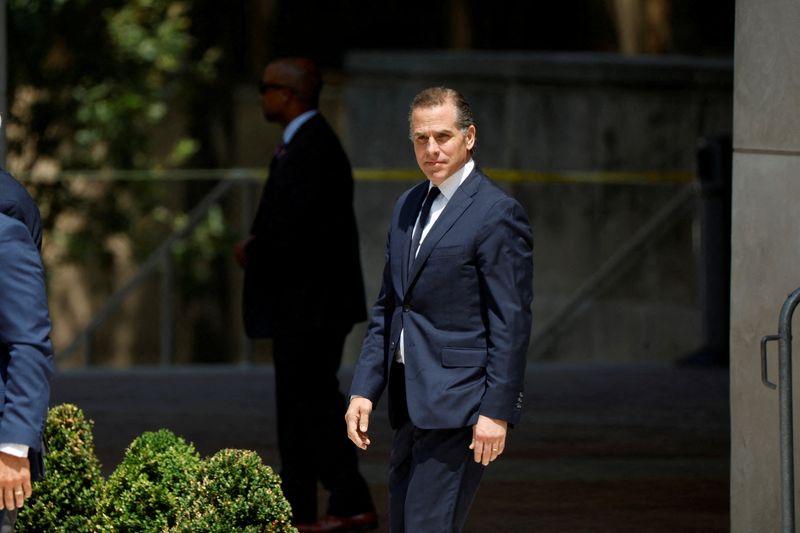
[406,170,482,287]
[392,183,428,294]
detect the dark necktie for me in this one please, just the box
[274,141,287,159]
[409,186,441,270]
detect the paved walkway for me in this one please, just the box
[51,363,729,532]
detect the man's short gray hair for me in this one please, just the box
[408,87,474,137]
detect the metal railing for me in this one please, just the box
[55,170,260,366]
[531,182,698,358]
[42,167,694,367]
[761,287,800,533]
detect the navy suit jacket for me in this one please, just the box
[243,113,367,337]
[0,170,43,251]
[0,213,54,461]
[350,166,533,429]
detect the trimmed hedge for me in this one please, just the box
[16,404,103,533]
[15,404,297,533]
[173,449,294,532]
[95,429,202,532]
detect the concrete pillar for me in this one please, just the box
[731,1,800,531]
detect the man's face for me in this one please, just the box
[410,100,476,186]
[259,63,292,123]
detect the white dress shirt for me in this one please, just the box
[397,159,475,364]
[283,110,317,144]
[0,443,28,457]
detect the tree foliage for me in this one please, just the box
[9,0,218,170]
[7,0,221,270]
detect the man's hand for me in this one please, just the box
[345,397,373,450]
[233,236,253,269]
[469,415,508,466]
[0,452,30,511]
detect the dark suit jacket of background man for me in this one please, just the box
[243,113,366,337]
[351,165,533,432]
[0,170,43,251]
[241,110,374,524]
[0,213,54,481]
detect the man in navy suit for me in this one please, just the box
[234,58,376,532]
[346,87,533,532]
[0,212,54,532]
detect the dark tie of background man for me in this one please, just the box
[409,186,441,270]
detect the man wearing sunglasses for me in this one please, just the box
[235,58,376,533]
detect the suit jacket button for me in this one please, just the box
[403,305,410,312]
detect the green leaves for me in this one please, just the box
[173,449,296,532]
[107,0,192,72]
[97,430,202,532]
[9,0,220,169]
[17,406,297,532]
[16,404,103,533]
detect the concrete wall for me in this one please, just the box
[50,51,734,367]
[731,1,800,530]
[341,52,732,363]
[343,51,732,171]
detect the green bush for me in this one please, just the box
[16,404,104,533]
[95,429,202,532]
[15,406,297,531]
[173,449,296,533]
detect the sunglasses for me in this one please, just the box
[258,81,292,95]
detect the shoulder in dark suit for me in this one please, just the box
[0,170,43,251]
[244,113,367,337]
[0,213,54,466]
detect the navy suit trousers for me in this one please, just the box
[388,363,484,532]
[0,509,16,533]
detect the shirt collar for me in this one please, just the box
[431,159,474,201]
[283,110,318,144]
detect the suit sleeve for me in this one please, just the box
[0,221,54,450]
[349,228,394,405]
[475,197,533,425]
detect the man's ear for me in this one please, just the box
[465,125,476,150]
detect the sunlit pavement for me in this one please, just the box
[51,362,729,532]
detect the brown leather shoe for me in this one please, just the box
[293,521,329,533]
[294,511,379,532]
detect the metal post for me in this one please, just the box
[82,329,93,367]
[761,287,800,532]
[685,135,731,365]
[778,289,800,533]
[160,254,174,366]
[238,179,256,366]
